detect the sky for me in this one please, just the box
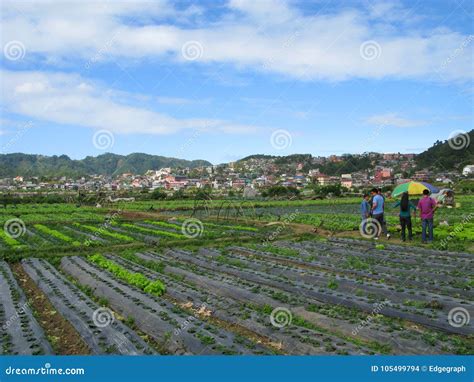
[0,0,473,164]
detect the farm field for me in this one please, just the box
[0,197,473,355]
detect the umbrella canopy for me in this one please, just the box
[392,181,439,197]
[420,182,439,194]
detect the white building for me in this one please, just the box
[462,165,474,176]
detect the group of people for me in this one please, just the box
[360,188,437,243]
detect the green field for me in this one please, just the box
[0,195,472,356]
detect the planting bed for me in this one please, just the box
[61,256,271,355]
[0,261,52,355]
[153,247,469,336]
[106,253,367,355]
[130,248,471,355]
[22,258,152,355]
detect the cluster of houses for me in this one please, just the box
[1,155,472,194]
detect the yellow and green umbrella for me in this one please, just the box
[392,181,439,197]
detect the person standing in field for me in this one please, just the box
[360,193,370,228]
[370,188,390,240]
[417,189,437,244]
[393,192,416,241]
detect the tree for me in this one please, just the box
[151,189,167,200]
[313,183,343,197]
[171,189,186,200]
[262,186,300,198]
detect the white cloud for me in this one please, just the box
[1,0,471,82]
[365,113,428,128]
[1,70,259,135]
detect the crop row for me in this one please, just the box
[132,249,471,354]
[88,254,166,296]
[0,261,52,355]
[61,255,269,355]
[22,258,152,355]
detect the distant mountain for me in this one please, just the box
[237,154,277,162]
[415,130,473,171]
[2,131,472,178]
[0,153,212,178]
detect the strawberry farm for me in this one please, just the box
[0,198,473,355]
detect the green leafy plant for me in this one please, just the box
[88,254,166,296]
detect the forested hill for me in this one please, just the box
[415,130,473,171]
[0,153,211,178]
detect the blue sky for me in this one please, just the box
[1,0,473,164]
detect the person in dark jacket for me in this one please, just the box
[393,192,416,241]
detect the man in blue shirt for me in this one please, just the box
[370,188,390,239]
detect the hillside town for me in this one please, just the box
[1,153,473,194]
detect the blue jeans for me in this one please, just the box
[421,218,434,242]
